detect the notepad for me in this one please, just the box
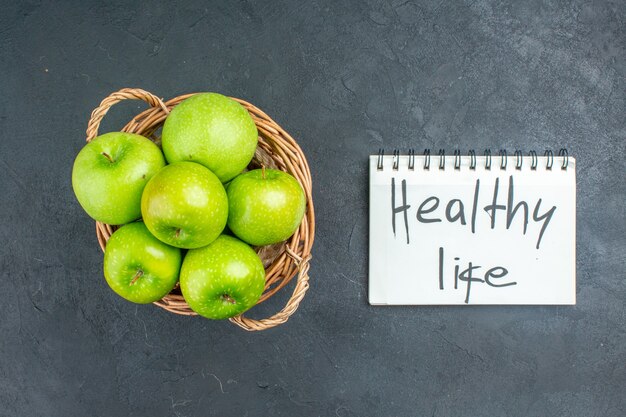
[369,150,576,305]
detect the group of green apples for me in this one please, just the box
[72,93,306,320]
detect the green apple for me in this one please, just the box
[161,93,258,183]
[72,132,166,225]
[180,235,265,319]
[227,169,306,246]
[141,161,228,248]
[103,222,182,304]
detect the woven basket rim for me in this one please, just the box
[85,88,315,331]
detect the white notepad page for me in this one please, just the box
[369,154,576,305]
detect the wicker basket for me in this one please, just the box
[85,88,314,331]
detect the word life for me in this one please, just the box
[438,247,517,304]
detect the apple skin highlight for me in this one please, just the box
[226,169,306,246]
[72,132,166,225]
[161,93,258,183]
[180,235,266,320]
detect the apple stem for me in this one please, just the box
[101,152,114,163]
[175,228,181,239]
[221,294,236,304]
[130,269,144,286]
[261,165,266,179]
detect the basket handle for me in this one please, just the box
[229,253,312,331]
[86,88,169,142]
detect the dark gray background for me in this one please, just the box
[1,0,624,416]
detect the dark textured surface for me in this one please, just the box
[1,0,625,416]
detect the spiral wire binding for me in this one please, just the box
[529,150,538,170]
[514,150,523,170]
[558,148,569,169]
[499,149,507,169]
[468,149,476,170]
[375,148,569,171]
[545,150,554,170]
